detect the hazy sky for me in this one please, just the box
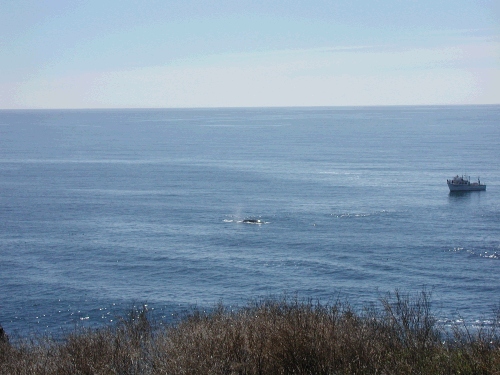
[1,0,499,108]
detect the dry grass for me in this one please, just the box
[1,291,499,374]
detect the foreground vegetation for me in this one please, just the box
[1,291,499,374]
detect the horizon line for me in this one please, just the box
[1,103,499,111]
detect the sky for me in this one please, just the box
[1,0,499,108]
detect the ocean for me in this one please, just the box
[0,106,499,337]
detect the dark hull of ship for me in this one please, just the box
[448,183,486,192]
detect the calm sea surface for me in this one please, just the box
[1,106,499,337]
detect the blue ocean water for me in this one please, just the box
[0,106,499,337]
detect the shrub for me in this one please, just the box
[1,292,499,374]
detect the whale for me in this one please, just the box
[242,219,263,224]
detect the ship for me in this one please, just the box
[447,175,486,192]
